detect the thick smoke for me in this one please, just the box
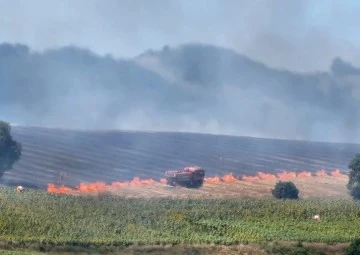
[1,0,359,72]
[1,43,360,143]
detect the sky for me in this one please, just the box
[0,0,360,72]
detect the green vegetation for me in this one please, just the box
[0,187,359,248]
[264,243,326,255]
[272,181,299,199]
[0,250,45,255]
[0,121,22,177]
[348,153,360,200]
[345,238,360,255]
[349,184,360,200]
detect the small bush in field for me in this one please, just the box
[272,181,299,199]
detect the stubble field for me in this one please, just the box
[49,173,349,200]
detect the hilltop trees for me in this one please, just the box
[348,154,360,200]
[272,181,299,199]
[2,43,360,142]
[0,121,22,178]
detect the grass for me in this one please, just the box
[0,187,360,248]
[0,251,41,255]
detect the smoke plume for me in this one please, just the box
[1,42,360,143]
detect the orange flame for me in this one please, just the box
[47,184,74,194]
[47,177,157,194]
[159,178,167,184]
[297,171,312,178]
[331,169,345,177]
[129,177,156,186]
[204,176,222,184]
[316,170,328,177]
[222,173,237,183]
[78,182,107,192]
[47,168,348,194]
[277,171,297,179]
[110,181,129,189]
[257,172,277,180]
[241,175,260,182]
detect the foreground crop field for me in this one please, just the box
[0,187,359,247]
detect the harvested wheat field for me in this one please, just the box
[110,175,350,199]
[4,126,358,199]
[47,170,350,199]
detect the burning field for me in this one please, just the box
[4,126,354,200]
[47,169,350,199]
[1,128,358,254]
[6,126,359,190]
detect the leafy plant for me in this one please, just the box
[271,181,299,199]
[349,184,360,200]
[0,187,359,245]
[348,154,360,200]
[345,238,360,255]
[0,121,22,176]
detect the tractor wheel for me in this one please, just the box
[192,180,203,188]
[166,179,175,187]
[188,180,196,188]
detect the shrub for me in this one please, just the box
[349,184,360,200]
[0,121,22,177]
[347,154,360,200]
[272,181,299,199]
[264,243,325,255]
[345,238,360,255]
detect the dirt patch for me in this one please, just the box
[0,242,350,255]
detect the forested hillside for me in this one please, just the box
[1,43,360,143]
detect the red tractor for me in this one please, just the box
[164,166,205,188]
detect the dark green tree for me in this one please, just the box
[272,181,299,199]
[0,121,22,178]
[345,238,360,255]
[349,184,360,200]
[348,154,360,200]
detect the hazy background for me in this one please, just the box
[1,0,360,143]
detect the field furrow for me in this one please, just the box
[1,126,358,199]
